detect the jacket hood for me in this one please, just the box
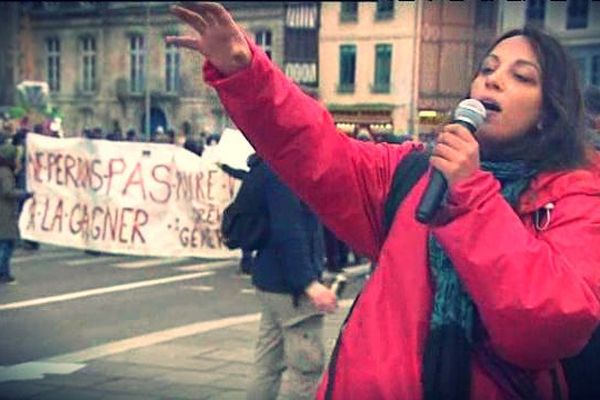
[519,154,600,213]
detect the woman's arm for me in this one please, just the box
[168,2,416,259]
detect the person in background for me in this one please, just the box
[246,154,336,400]
[183,136,205,157]
[11,129,38,251]
[166,128,176,144]
[217,153,260,275]
[168,4,600,399]
[125,129,137,142]
[205,131,221,146]
[0,142,33,283]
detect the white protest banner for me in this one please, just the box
[19,134,241,258]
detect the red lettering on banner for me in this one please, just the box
[118,207,134,244]
[207,170,218,201]
[175,171,192,201]
[122,162,147,200]
[64,154,78,188]
[150,164,171,204]
[178,226,224,250]
[41,197,52,231]
[46,153,57,183]
[49,198,64,232]
[103,207,119,241]
[106,158,126,196]
[54,154,64,185]
[31,152,44,183]
[131,209,148,244]
[194,172,206,201]
[91,206,104,240]
[25,197,37,231]
[90,160,103,191]
[69,203,82,234]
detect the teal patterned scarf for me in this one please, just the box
[422,160,538,400]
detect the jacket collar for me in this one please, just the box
[518,153,600,213]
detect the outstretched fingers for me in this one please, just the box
[182,2,235,27]
[170,4,208,33]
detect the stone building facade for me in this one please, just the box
[16,1,319,140]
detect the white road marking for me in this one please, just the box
[113,257,190,269]
[66,256,129,266]
[12,252,79,264]
[0,300,355,382]
[43,313,262,364]
[176,260,236,272]
[0,272,214,311]
[185,285,214,291]
[0,362,85,383]
[241,288,256,294]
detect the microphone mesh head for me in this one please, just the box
[454,99,486,131]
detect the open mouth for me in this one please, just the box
[480,99,502,113]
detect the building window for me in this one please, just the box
[130,35,145,93]
[526,0,546,26]
[81,36,96,92]
[475,0,496,28]
[567,0,589,30]
[372,44,392,93]
[340,2,358,22]
[255,30,272,59]
[338,44,356,93]
[165,42,180,93]
[375,0,394,20]
[46,38,60,92]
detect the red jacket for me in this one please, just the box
[205,41,600,399]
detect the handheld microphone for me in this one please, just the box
[415,99,486,224]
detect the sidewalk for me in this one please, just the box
[0,296,358,400]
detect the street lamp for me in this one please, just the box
[145,2,151,142]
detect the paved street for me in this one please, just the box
[0,245,366,399]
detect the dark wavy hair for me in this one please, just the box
[474,26,589,172]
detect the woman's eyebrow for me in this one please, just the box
[514,59,541,74]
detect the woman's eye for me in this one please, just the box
[514,73,533,83]
[480,66,494,75]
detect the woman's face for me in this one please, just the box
[470,35,543,153]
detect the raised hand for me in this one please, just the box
[166,2,251,76]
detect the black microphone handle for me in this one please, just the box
[415,120,476,224]
[415,169,447,224]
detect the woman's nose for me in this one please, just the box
[484,71,503,91]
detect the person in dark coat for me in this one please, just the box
[0,143,33,283]
[245,159,337,399]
